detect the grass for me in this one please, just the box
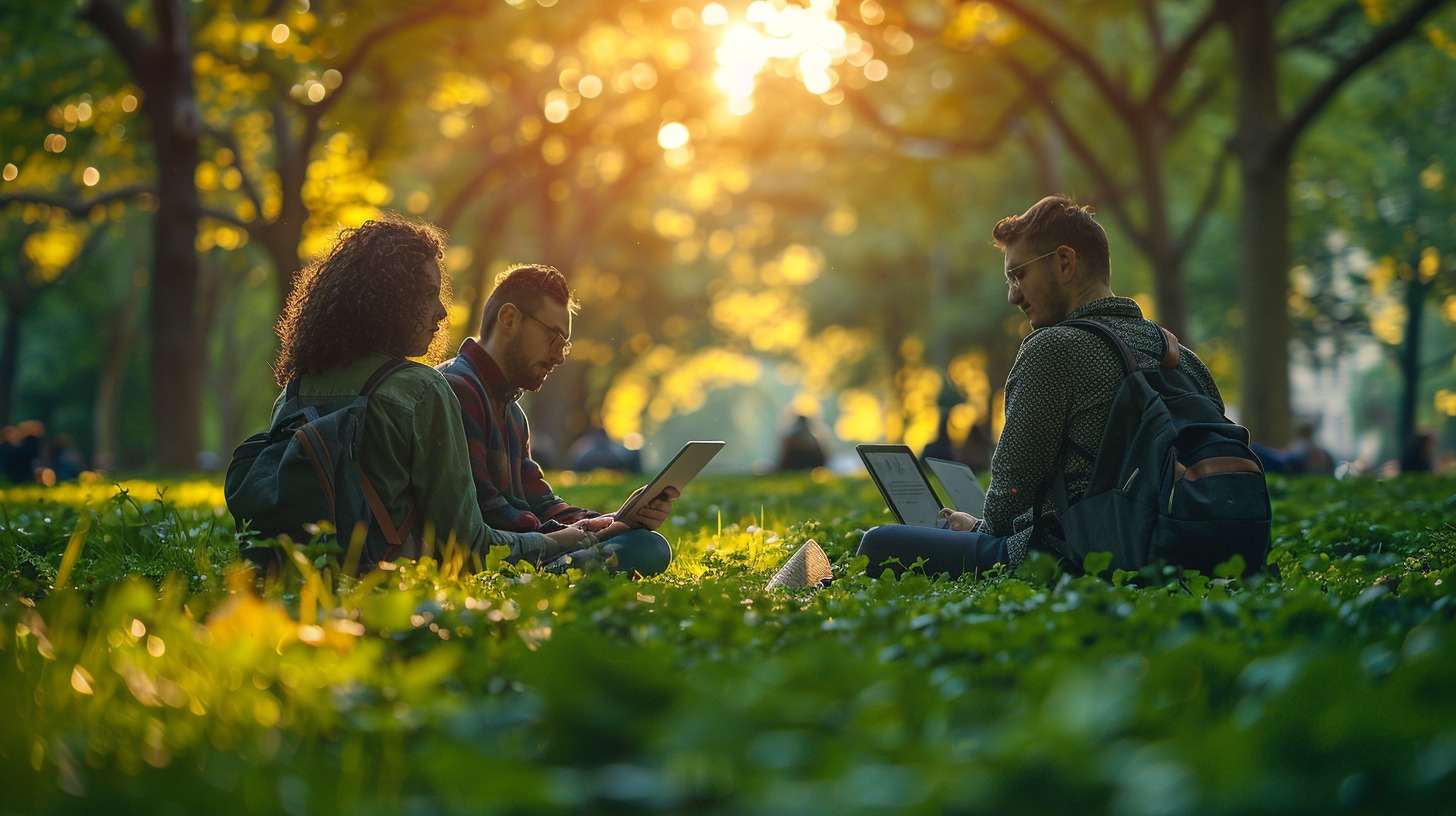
[2,471,1455,814]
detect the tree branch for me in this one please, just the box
[1279,0,1450,154]
[1148,8,1221,107]
[1281,2,1365,50]
[311,0,480,119]
[999,54,1150,250]
[838,85,1022,157]
[0,185,155,216]
[204,127,266,225]
[79,0,151,77]
[1174,146,1231,261]
[984,0,1141,124]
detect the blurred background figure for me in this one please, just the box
[1285,420,1335,475]
[777,413,827,471]
[566,421,640,473]
[1402,431,1436,474]
[47,433,87,482]
[1253,417,1339,476]
[0,421,45,484]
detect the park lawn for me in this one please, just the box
[1,472,1454,814]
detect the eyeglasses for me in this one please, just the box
[517,306,572,354]
[1005,248,1059,291]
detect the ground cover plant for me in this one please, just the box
[2,472,1455,814]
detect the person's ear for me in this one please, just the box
[497,303,520,332]
[1054,245,1078,284]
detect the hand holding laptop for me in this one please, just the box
[591,441,725,537]
[942,510,980,531]
[582,486,682,539]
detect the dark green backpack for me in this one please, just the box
[225,358,416,576]
[1037,320,1272,577]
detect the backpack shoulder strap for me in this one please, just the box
[1061,318,1181,374]
[280,357,411,409]
[360,357,414,397]
[1060,318,1137,373]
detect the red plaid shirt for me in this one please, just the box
[436,339,598,532]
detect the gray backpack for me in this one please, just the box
[1036,320,1272,577]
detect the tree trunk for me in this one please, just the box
[1132,122,1189,340]
[1223,0,1293,447]
[0,295,26,425]
[93,273,144,472]
[145,63,205,469]
[1397,269,1428,470]
[85,0,207,470]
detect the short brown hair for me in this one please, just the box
[479,263,580,338]
[992,194,1110,282]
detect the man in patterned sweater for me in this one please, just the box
[437,264,676,576]
[857,194,1224,578]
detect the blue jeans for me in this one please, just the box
[547,528,673,577]
[856,524,1009,579]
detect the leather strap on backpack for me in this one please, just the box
[357,357,418,562]
[360,470,415,561]
[1062,319,1181,374]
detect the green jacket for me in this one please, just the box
[273,354,552,564]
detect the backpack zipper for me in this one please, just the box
[1122,468,1139,491]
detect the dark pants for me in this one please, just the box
[547,528,673,577]
[856,525,1009,579]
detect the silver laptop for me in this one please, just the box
[924,456,986,516]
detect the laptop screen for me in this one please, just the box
[856,444,944,527]
[925,457,986,517]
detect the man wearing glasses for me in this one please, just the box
[437,263,676,576]
[856,194,1225,578]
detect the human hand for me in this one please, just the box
[945,511,980,532]
[629,486,680,532]
[544,525,593,558]
[577,516,616,533]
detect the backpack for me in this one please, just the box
[225,358,416,576]
[1035,319,1272,578]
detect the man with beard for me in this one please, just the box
[437,263,676,576]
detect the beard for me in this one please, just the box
[504,335,552,392]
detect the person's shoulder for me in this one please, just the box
[1018,324,1099,359]
[372,360,453,408]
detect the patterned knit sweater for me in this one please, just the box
[978,297,1223,565]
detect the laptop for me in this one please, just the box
[924,456,986,516]
[614,440,725,525]
[856,444,985,527]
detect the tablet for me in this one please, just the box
[925,457,986,516]
[615,440,725,525]
[856,444,944,527]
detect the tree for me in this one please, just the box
[1294,38,1456,464]
[1216,0,1451,445]
[79,0,206,470]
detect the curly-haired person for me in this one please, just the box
[268,214,590,570]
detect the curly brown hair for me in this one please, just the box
[273,214,453,386]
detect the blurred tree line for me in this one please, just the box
[1,0,1453,472]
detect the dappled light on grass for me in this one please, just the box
[2,474,1456,811]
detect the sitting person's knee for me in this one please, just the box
[856,526,900,578]
[603,529,672,577]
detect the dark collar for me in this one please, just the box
[1067,296,1143,322]
[459,338,524,404]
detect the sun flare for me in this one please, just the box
[710,0,857,113]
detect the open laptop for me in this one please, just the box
[856,444,985,527]
[925,456,986,516]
